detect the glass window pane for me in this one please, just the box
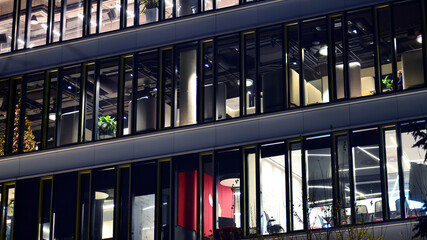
[176,0,197,17]
[0,79,9,156]
[216,0,237,9]
[23,72,45,152]
[53,172,78,239]
[287,24,300,107]
[216,35,240,120]
[384,128,400,219]
[160,161,171,240]
[204,0,213,11]
[14,179,40,239]
[85,64,95,142]
[126,0,135,27]
[260,142,286,235]
[173,155,198,238]
[336,135,352,224]
[377,7,394,93]
[202,41,214,122]
[244,33,256,115]
[306,135,333,229]
[393,0,425,90]
[90,0,98,34]
[202,154,213,239]
[290,142,303,230]
[302,18,329,105]
[400,121,427,218]
[78,173,90,240]
[91,168,116,239]
[132,161,157,239]
[4,185,15,240]
[161,49,173,128]
[100,0,121,33]
[52,0,62,42]
[246,148,257,234]
[29,0,48,48]
[16,0,26,50]
[332,16,345,100]
[164,0,173,19]
[347,9,376,98]
[135,50,158,132]
[259,27,284,113]
[97,58,119,140]
[352,128,382,223]
[47,72,58,148]
[0,0,14,53]
[215,149,241,236]
[176,43,197,127]
[64,0,84,40]
[11,78,22,154]
[60,65,81,146]
[123,57,133,135]
[119,167,130,239]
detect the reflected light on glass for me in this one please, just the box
[417,34,422,44]
[78,14,84,20]
[319,45,328,56]
[126,10,135,18]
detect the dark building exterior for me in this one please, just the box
[0,0,426,239]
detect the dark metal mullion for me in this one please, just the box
[41,71,51,150]
[420,0,427,88]
[212,0,216,12]
[241,148,247,236]
[395,124,406,219]
[5,78,15,155]
[372,7,380,95]
[284,25,290,109]
[342,12,350,100]
[196,42,202,124]
[131,54,138,134]
[239,33,244,117]
[213,38,217,121]
[18,76,27,153]
[49,179,54,240]
[46,0,54,43]
[59,0,66,41]
[0,185,7,239]
[24,0,31,49]
[347,132,356,224]
[285,142,291,231]
[280,25,287,110]
[97,0,102,34]
[134,0,139,26]
[198,155,203,240]
[386,4,398,93]
[327,16,335,103]
[114,167,121,239]
[255,146,261,235]
[55,69,63,147]
[117,57,125,137]
[155,161,161,240]
[212,152,217,237]
[158,50,163,129]
[171,47,176,128]
[379,126,389,220]
[79,64,88,143]
[331,134,339,226]
[83,0,90,36]
[298,21,304,107]
[301,139,308,230]
[11,0,20,51]
[168,161,173,240]
[120,0,126,29]
[255,31,261,114]
[93,62,100,141]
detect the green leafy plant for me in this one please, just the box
[98,115,117,134]
[381,75,393,91]
[140,0,159,14]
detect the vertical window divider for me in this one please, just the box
[49,177,54,240]
[24,0,32,49]
[331,133,339,226]
[198,153,203,240]
[421,0,427,88]
[117,57,126,137]
[37,178,44,240]
[158,49,163,129]
[327,15,335,103]
[212,152,217,238]
[255,145,261,236]
[387,4,398,92]
[196,42,202,125]
[96,0,102,34]
[11,0,20,51]
[213,38,217,121]
[55,69,63,147]
[342,12,350,100]
[285,141,291,232]
[83,0,89,36]
[301,137,308,230]
[134,0,139,26]
[37,176,53,240]
[348,131,356,224]
[59,0,65,41]
[284,24,290,109]
[47,0,54,44]
[155,160,161,240]
[280,25,287,111]
[379,125,389,220]
[93,62,100,140]
[80,63,88,143]
[18,76,27,153]
[120,0,126,29]
[41,71,51,150]
[241,147,249,236]
[372,6,380,95]
[5,78,15,155]
[115,165,129,239]
[298,21,304,107]
[171,47,176,128]
[131,54,138,134]
[0,184,5,239]
[395,123,406,219]
[239,33,245,117]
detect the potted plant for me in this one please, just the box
[140,0,159,23]
[98,115,117,139]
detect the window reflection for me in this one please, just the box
[0,79,9,155]
[384,128,401,219]
[39,179,53,240]
[0,0,14,53]
[352,128,382,223]
[123,57,133,135]
[287,24,300,107]
[161,49,173,128]
[176,0,198,17]
[243,33,256,115]
[16,0,26,50]
[332,16,345,100]
[347,9,376,98]
[400,121,427,218]
[290,142,303,230]
[306,135,333,229]
[216,35,240,120]
[47,72,58,148]
[246,148,257,234]
[100,0,121,33]
[64,0,84,40]
[160,161,171,240]
[377,7,394,93]
[216,0,238,9]
[393,0,425,91]
[260,142,286,235]
[202,41,214,122]
[29,0,48,48]
[302,18,329,105]
[336,135,352,224]
[4,185,15,240]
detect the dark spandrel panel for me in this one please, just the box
[259,26,284,113]
[14,178,40,240]
[53,172,78,239]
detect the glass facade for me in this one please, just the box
[0,119,424,238]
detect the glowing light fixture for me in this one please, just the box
[417,34,422,44]
[30,15,38,25]
[319,45,328,56]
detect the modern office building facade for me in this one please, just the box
[0,0,426,239]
